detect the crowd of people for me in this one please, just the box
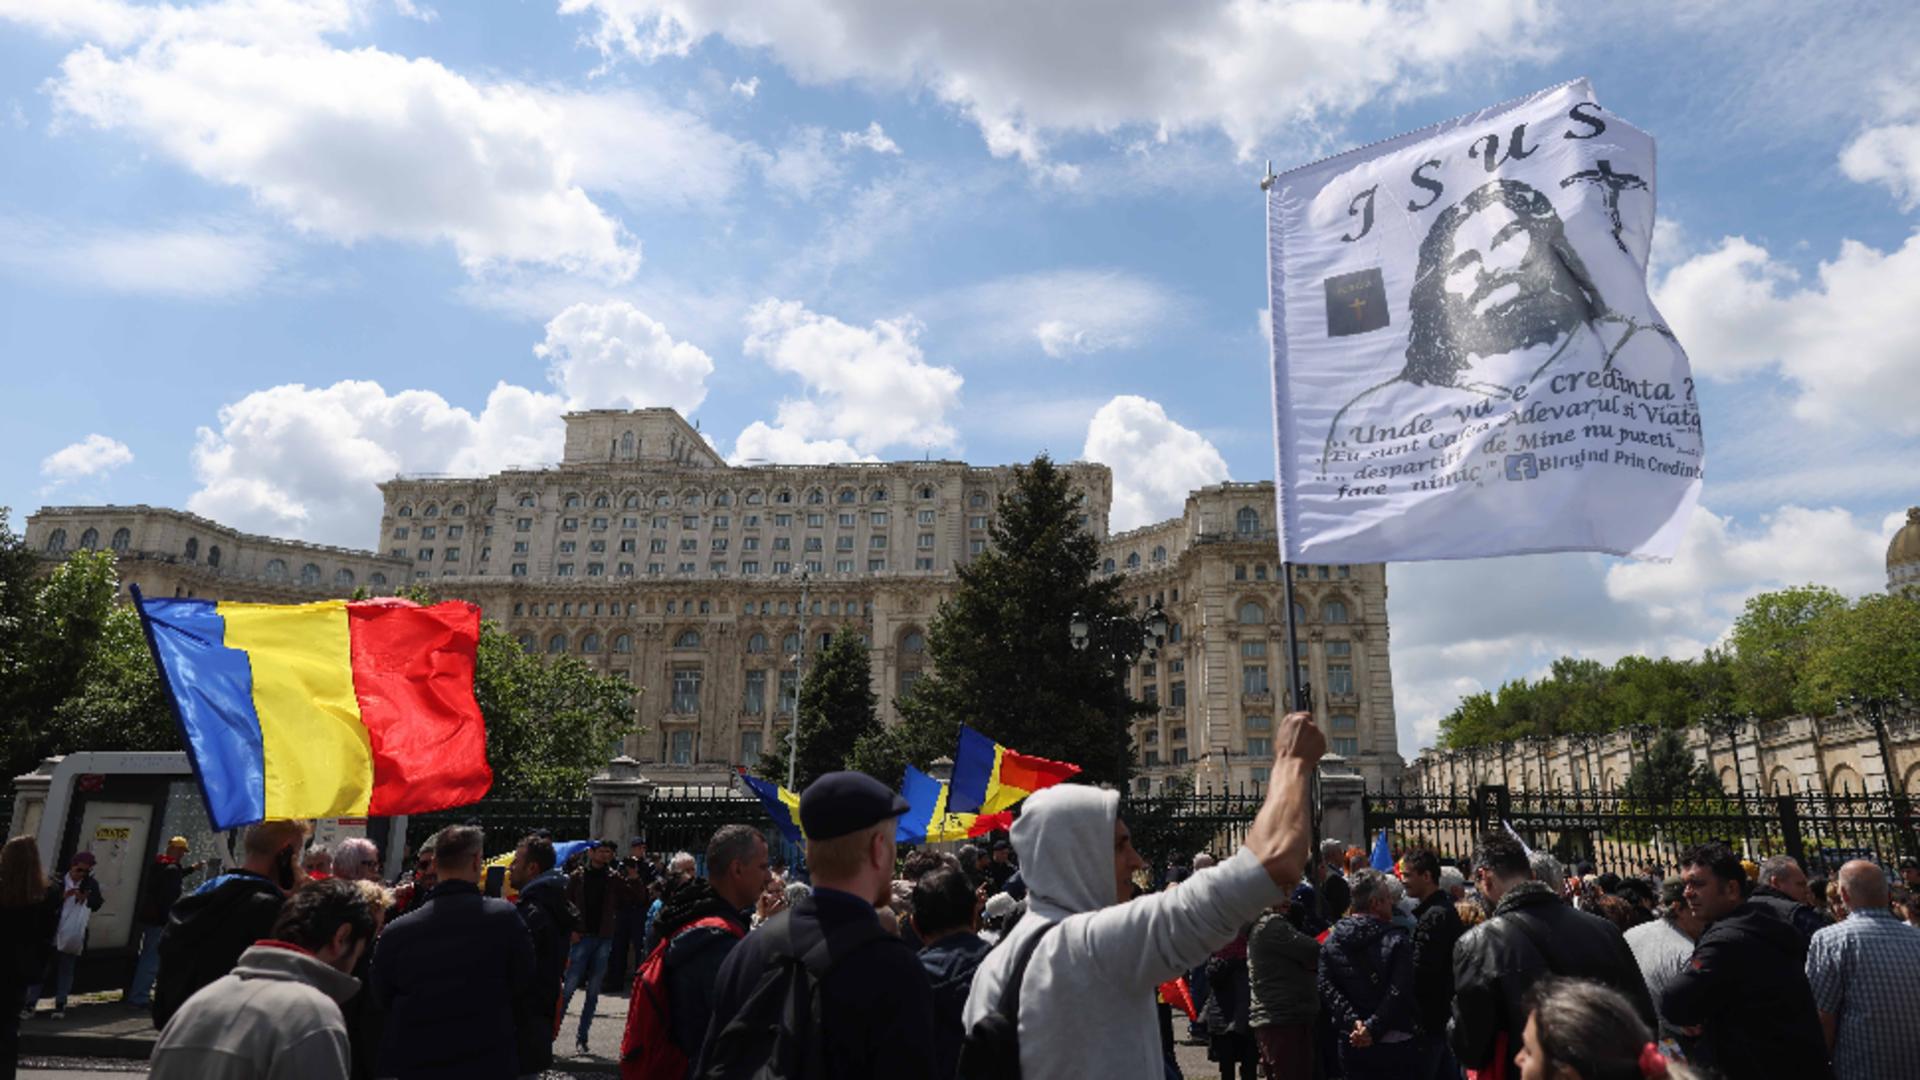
[2,711,1918,1079]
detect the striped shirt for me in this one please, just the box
[1805,907,1920,1080]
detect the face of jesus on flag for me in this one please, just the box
[1267,79,1703,565]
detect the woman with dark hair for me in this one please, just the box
[1518,977,1704,1080]
[1,836,60,1080]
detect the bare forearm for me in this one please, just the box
[1246,758,1315,888]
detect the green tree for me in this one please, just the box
[1795,593,1920,714]
[1620,726,1721,802]
[756,628,879,790]
[1729,585,1848,718]
[472,620,641,799]
[851,455,1150,788]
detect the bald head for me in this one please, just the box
[1837,860,1889,909]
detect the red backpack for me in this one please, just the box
[620,916,745,1080]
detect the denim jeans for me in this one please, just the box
[23,953,78,1010]
[126,923,166,1006]
[560,936,613,1042]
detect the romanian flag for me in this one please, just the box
[132,587,491,831]
[738,770,804,844]
[897,764,1005,844]
[947,725,1081,816]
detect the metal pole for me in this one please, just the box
[788,570,809,792]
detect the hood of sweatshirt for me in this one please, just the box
[231,942,361,1004]
[1010,784,1118,919]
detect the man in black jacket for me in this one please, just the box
[126,837,205,1009]
[1403,849,1464,1077]
[152,820,305,1029]
[370,825,535,1080]
[910,865,992,1080]
[1661,843,1831,1080]
[509,834,576,1075]
[1749,854,1831,947]
[1448,833,1653,1079]
[656,825,768,1061]
[1319,868,1428,1079]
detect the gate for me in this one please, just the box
[1120,784,1268,871]
[1366,786,1918,874]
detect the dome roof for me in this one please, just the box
[1890,507,1920,569]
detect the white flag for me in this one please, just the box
[1266,79,1702,563]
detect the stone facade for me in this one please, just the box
[24,408,1405,791]
[24,505,410,603]
[1405,711,1920,798]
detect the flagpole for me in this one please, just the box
[1263,157,1325,852]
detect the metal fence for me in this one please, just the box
[1119,784,1268,869]
[402,789,799,872]
[403,798,592,857]
[1366,785,1919,874]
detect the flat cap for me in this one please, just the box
[799,770,911,841]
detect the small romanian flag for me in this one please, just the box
[948,725,1081,816]
[132,588,492,831]
[738,770,804,844]
[897,764,1007,844]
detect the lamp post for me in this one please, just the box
[1837,692,1911,797]
[1704,713,1746,800]
[787,570,810,792]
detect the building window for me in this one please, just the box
[1236,507,1260,535]
[671,669,702,713]
[611,633,632,654]
[559,541,577,555]
[110,528,132,552]
[901,631,926,654]
[264,558,287,580]
[44,529,67,553]
[870,511,887,526]
[562,518,578,532]
[1102,558,1115,573]
[1247,737,1273,757]
[587,562,604,576]
[1243,665,1268,694]
[970,492,987,508]
[335,568,354,586]
[1326,640,1352,658]
[556,563,574,576]
[445,548,461,561]
[1328,664,1354,696]
[739,730,763,767]
[869,559,887,572]
[743,670,766,714]
[207,545,221,568]
[1332,737,1359,757]
[516,518,532,532]
[777,670,798,714]
[511,563,528,576]
[1238,601,1265,624]
[1331,714,1357,731]
[807,513,824,528]
[618,562,634,576]
[914,558,933,571]
[1247,714,1272,732]
[917,534,934,549]
[421,526,437,540]
[1323,600,1349,624]
[1255,564,1267,581]
[1338,564,1351,578]
[1241,639,1266,659]
[747,632,769,654]
[1126,552,1140,568]
[1170,681,1186,707]
[835,536,854,551]
[546,633,566,654]
[742,560,761,574]
[1143,684,1159,706]
[581,632,601,654]
[669,730,695,765]
[1172,748,1189,765]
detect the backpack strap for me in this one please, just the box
[997,920,1062,1019]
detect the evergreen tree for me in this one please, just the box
[756,628,880,790]
[1620,726,1720,803]
[851,455,1150,788]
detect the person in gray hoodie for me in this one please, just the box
[962,711,1324,1079]
[150,877,380,1080]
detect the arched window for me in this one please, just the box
[807,488,825,505]
[547,633,567,654]
[775,489,793,504]
[713,491,733,506]
[1126,552,1141,568]
[1323,600,1349,624]
[838,488,857,504]
[970,492,986,507]
[423,504,439,518]
[683,490,704,507]
[745,490,764,505]
[623,494,640,509]
[674,629,702,648]
[565,493,582,509]
[300,563,321,585]
[397,505,413,517]
[782,632,801,654]
[619,431,635,458]
[518,494,535,508]
[593,494,610,508]
[335,568,354,587]
[450,503,466,516]
[367,571,384,585]
[110,528,131,552]
[1236,507,1260,535]
[265,558,287,581]
[45,529,66,553]
[1152,545,1166,564]
[747,633,768,654]
[1102,558,1115,573]
[581,632,601,654]
[919,486,935,500]
[508,632,533,654]
[78,527,98,549]
[1238,601,1266,624]
[902,631,926,654]
[207,545,222,568]
[183,537,198,561]
[613,633,633,654]
[1292,602,1306,625]
[871,487,887,502]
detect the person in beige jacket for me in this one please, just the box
[150,878,380,1080]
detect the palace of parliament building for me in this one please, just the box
[27,409,1404,791]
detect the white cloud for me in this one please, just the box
[41,433,134,482]
[730,422,871,465]
[1387,503,1902,754]
[728,75,758,98]
[533,300,715,415]
[1654,231,1920,433]
[1082,395,1229,531]
[934,269,1178,358]
[6,1,742,283]
[763,127,843,199]
[733,299,963,462]
[0,217,277,298]
[1841,120,1920,210]
[839,121,898,155]
[392,0,436,21]
[560,0,1552,170]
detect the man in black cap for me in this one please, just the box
[694,771,938,1078]
[985,839,1018,895]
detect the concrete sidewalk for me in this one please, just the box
[20,985,635,1073]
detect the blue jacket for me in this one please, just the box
[1317,914,1416,1039]
[370,880,535,1080]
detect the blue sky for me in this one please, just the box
[4,1,1917,755]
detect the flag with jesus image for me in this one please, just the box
[1265,78,1703,564]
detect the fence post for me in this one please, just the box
[1895,795,1917,860]
[589,755,655,844]
[1777,795,1803,865]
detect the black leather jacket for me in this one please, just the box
[1448,882,1654,1075]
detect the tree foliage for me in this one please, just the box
[755,628,879,791]
[1438,584,1914,751]
[1619,726,1721,803]
[471,617,641,799]
[850,455,1150,788]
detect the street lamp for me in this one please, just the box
[1836,692,1911,796]
[1068,611,1090,652]
[787,570,810,791]
[1704,713,1746,799]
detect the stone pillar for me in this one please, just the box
[8,759,55,841]
[1317,754,1368,849]
[589,755,655,843]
